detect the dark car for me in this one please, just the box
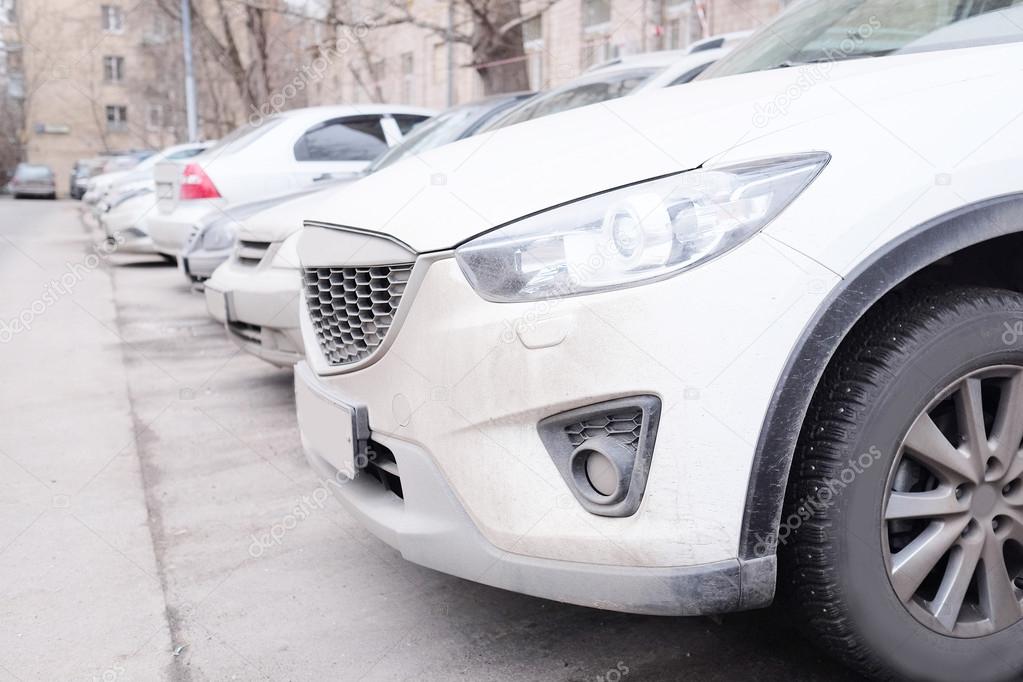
[9,163,57,200]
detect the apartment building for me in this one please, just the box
[312,0,790,110]
[1,0,185,194]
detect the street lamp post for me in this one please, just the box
[181,0,199,141]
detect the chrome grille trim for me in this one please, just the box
[303,263,414,366]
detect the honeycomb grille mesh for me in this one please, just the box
[303,264,414,365]
[564,408,643,452]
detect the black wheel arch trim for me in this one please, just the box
[740,192,1023,561]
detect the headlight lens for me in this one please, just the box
[201,219,236,251]
[108,187,152,209]
[271,231,301,269]
[455,153,830,302]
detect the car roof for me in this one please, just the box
[586,49,692,73]
[276,104,436,124]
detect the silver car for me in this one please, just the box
[9,164,57,199]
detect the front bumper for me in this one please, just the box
[297,229,839,566]
[296,361,774,615]
[204,256,302,367]
[101,199,158,255]
[13,186,56,197]
[180,248,230,282]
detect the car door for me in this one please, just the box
[290,115,392,186]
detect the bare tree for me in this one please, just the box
[155,0,315,128]
[248,0,560,95]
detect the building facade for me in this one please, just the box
[308,0,789,110]
[1,0,790,193]
[1,0,191,193]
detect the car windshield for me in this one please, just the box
[703,0,1023,78]
[483,68,658,130]
[367,100,516,173]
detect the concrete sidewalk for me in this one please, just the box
[0,199,862,681]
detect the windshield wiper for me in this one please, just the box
[775,50,893,69]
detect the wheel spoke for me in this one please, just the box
[885,487,966,521]
[891,516,970,603]
[991,372,1023,469]
[956,377,991,459]
[932,536,983,631]
[979,531,1023,630]
[904,413,981,484]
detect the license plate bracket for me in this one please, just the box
[294,363,370,479]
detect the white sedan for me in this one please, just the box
[147,105,433,257]
[291,2,1023,680]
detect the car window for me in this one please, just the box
[367,101,511,173]
[203,117,284,158]
[703,0,1023,79]
[485,69,657,130]
[294,116,388,162]
[166,148,206,161]
[16,165,53,180]
[667,61,715,86]
[393,114,431,135]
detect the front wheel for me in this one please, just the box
[783,286,1023,681]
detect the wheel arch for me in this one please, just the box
[740,192,1023,562]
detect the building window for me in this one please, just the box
[400,52,414,104]
[101,5,123,33]
[665,0,703,50]
[369,58,385,81]
[581,0,610,30]
[432,43,446,86]
[522,15,544,89]
[147,103,163,130]
[580,0,612,69]
[103,56,125,83]
[106,105,128,131]
[6,44,23,72]
[581,34,615,69]
[1,0,16,24]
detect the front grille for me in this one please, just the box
[564,408,643,453]
[303,263,414,366]
[236,240,271,266]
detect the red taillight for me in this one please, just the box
[179,162,221,200]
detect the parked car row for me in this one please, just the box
[77,3,1023,678]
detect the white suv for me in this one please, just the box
[292,2,1023,680]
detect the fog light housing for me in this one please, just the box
[570,436,635,503]
[538,396,661,517]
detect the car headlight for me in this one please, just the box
[108,187,153,210]
[455,153,830,302]
[271,231,300,269]
[201,219,236,251]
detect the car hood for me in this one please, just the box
[236,179,360,243]
[299,44,1021,253]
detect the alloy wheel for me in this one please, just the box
[884,366,1023,638]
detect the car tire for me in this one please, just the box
[781,285,1023,682]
